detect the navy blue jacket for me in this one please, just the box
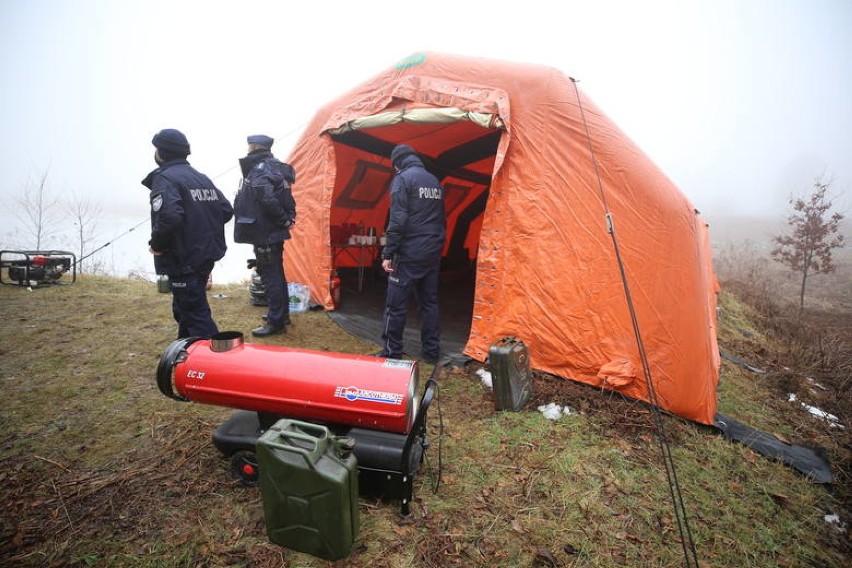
[233,150,297,246]
[142,159,233,275]
[382,153,446,263]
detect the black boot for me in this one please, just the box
[421,352,441,365]
[251,323,285,337]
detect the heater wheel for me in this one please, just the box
[229,450,260,486]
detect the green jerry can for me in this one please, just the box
[256,419,359,561]
[488,336,533,411]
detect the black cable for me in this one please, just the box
[570,77,700,567]
[420,364,445,495]
[74,217,148,266]
[208,122,308,181]
[73,124,308,270]
[432,380,444,494]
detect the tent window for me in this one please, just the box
[335,161,394,209]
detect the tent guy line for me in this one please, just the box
[571,76,700,568]
[207,121,310,184]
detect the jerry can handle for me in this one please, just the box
[264,423,330,468]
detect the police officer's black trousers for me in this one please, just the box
[254,242,288,328]
[380,259,441,359]
[170,262,217,339]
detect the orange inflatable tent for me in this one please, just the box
[283,52,720,424]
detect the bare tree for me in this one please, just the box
[771,177,846,310]
[68,190,102,274]
[15,167,61,250]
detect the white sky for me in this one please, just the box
[1,0,850,282]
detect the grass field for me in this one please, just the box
[0,273,848,567]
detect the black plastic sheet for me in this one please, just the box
[714,413,833,483]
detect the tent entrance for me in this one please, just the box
[327,262,476,360]
[325,109,502,358]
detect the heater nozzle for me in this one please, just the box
[156,337,201,401]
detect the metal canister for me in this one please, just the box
[157,275,170,293]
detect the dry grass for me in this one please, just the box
[0,272,848,567]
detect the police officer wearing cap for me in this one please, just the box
[233,135,297,337]
[142,128,234,339]
[377,144,446,364]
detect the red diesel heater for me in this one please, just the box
[156,331,438,515]
[157,331,420,434]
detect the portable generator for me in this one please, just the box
[156,331,437,514]
[0,250,76,287]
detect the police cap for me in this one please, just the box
[247,134,274,148]
[151,128,190,156]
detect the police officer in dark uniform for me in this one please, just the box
[233,134,297,337]
[377,144,446,363]
[142,128,234,339]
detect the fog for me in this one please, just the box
[2,0,850,283]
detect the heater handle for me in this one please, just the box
[264,424,330,467]
[398,375,439,516]
[403,377,438,459]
